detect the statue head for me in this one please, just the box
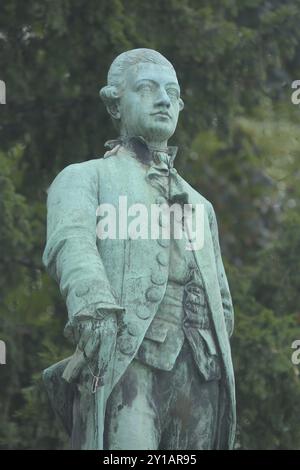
[100,48,184,148]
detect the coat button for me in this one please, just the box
[136,309,152,320]
[157,238,170,248]
[127,322,140,337]
[75,285,90,297]
[157,252,168,266]
[146,286,164,302]
[156,196,168,205]
[158,212,170,228]
[118,336,137,355]
[151,271,167,286]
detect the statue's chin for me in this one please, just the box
[142,123,176,144]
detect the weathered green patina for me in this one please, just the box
[42,49,236,450]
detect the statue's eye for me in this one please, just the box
[138,83,153,92]
[167,88,179,99]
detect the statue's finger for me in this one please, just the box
[83,329,101,360]
[77,323,93,351]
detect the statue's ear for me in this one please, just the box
[107,102,121,120]
[179,98,184,111]
[99,85,121,120]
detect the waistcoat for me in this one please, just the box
[134,147,221,381]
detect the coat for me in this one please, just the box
[42,144,236,449]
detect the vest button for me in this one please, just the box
[146,286,164,302]
[151,271,168,286]
[157,252,168,266]
[158,212,170,228]
[156,196,168,205]
[127,322,140,337]
[118,336,137,355]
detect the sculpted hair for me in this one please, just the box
[99,48,175,108]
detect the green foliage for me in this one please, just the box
[1,0,300,449]
[230,254,300,449]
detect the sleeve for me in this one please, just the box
[209,203,234,338]
[42,162,124,324]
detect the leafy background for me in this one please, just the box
[0,0,300,449]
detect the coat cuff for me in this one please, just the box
[65,278,122,319]
[63,302,125,343]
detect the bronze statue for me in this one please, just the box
[42,48,236,450]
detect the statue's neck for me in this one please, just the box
[147,141,169,153]
[120,132,169,153]
[104,134,178,166]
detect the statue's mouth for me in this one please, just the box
[152,111,171,119]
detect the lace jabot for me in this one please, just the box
[104,136,189,206]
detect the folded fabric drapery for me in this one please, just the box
[104,136,190,207]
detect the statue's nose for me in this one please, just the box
[154,87,171,108]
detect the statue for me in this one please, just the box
[42,48,236,450]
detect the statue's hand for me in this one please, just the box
[74,317,103,361]
[62,310,118,386]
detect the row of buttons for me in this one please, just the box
[118,319,141,355]
[118,195,171,355]
[144,194,170,307]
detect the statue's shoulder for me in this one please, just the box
[50,158,100,185]
[49,146,140,192]
[178,173,213,214]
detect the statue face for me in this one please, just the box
[119,62,183,144]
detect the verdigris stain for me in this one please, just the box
[42,49,236,450]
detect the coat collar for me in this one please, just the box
[104,136,178,167]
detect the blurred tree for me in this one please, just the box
[231,209,300,449]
